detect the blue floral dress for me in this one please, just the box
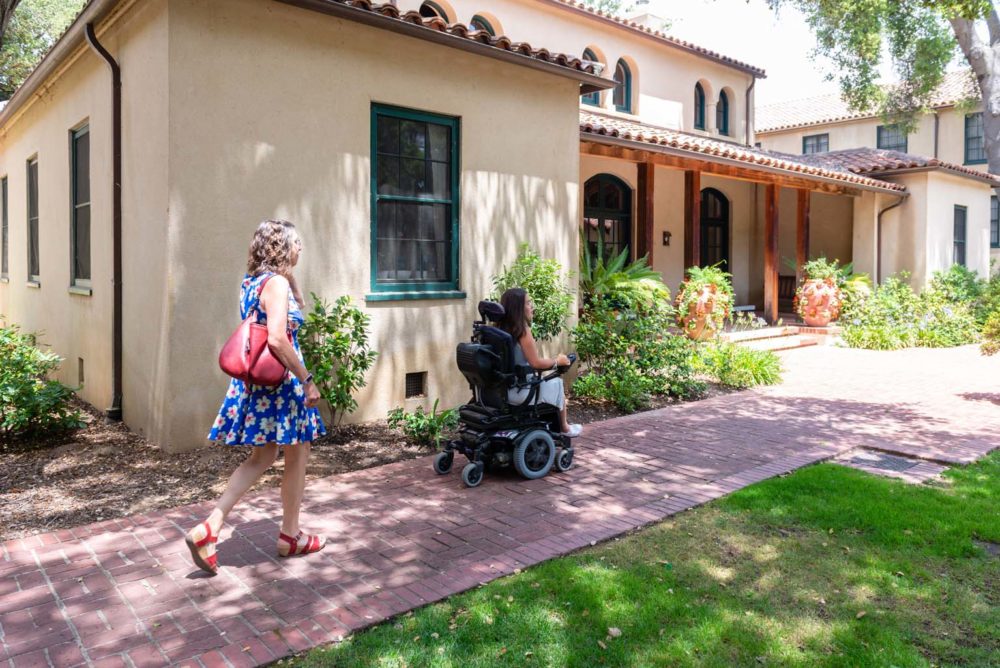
[208,272,326,446]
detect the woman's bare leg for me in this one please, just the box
[205,443,278,533]
[279,442,311,537]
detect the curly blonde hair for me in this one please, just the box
[247,219,298,277]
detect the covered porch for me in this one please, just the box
[578,111,906,323]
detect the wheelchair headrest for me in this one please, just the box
[478,300,505,323]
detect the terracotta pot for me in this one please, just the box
[680,285,719,341]
[797,278,842,327]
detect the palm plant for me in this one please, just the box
[579,234,667,309]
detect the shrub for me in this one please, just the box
[981,310,1000,356]
[840,275,921,350]
[387,399,458,448]
[298,294,378,426]
[698,342,783,390]
[0,320,84,444]
[675,265,734,337]
[914,292,979,348]
[491,244,573,342]
[927,264,983,308]
[579,234,666,310]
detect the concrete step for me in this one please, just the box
[721,326,800,343]
[741,334,820,352]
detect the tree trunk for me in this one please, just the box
[0,0,22,52]
[951,11,1000,183]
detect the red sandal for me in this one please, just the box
[185,521,219,575]
[277,531,326,558]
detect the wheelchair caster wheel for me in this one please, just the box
[555,447,574,472]
[462,462,484,488]
[433,451,453,475]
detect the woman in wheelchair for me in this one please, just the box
[498,288,583,438]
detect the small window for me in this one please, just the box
[613,59,632,113]
[954,205,967,266]
[469,14,495,35]
[71,125,91,286]
[405,371,427,398]
[876,124,907,152]
[1,176,8,279]
[27,157,39,282]
[371,104,460,296]
[991,195,999,249]
[802,134,829,155]
[581,49,601,106]
[419,1,448,20]
[716,90,729,136]
[965,113,987,164]
[694,83,705,130]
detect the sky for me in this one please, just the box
[635,0,881,106]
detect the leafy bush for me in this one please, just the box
[579,235,666,310]
[981,310,1000,356]
[573,299,703,410]
[840,275,921,350]
[697,342,783,390]
[927,264,983,307]
[913,292,979,348]
[387,399,458,448]
[1,320,84,444]
[799,257,844,281]
[491,244,573,342]
[675,265,734,337]
[298,294,378,426]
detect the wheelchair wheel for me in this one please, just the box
[433,451,453,475]
[513,430,556,480]
[555,447,574,472]
[462,462,484,488]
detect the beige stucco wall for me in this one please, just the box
[0,0,169,415]
[149,0,582,450]
[399,0,756,141]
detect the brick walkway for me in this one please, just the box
[2,346,998,667]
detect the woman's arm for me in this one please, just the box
[518,329,570,370]
[260,276,320,406]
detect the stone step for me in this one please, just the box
[740,334,820,352]
[721,326,801,343]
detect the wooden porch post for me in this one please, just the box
[796,189,810,285]
[764,184,779,324]
[637,162,655,263]
[684,170,701,269]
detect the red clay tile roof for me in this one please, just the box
[756,70,979,133]
[327,0,603,76]
[791,147,1000,185]
[545,0,766,78]
[579,110,906,193]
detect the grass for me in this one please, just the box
[295,453,1000,667]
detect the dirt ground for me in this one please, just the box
[0,388,731,542]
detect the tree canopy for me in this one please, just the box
[0,0,82,101]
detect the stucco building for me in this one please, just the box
[0,0,996,451]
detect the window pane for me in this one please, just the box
[400,120,426,159]
[428,124,450,162]
[2,178,7,275]
[376,201,449,282]
[992,196,999,247]
[428,161,450,199]
[29,218,39,277]
[377,116,399,155]
[966,114,986,162]
[399,158,427,196]
[377,155,400,195]
[74,205,91,280]
[74,130,90,204]
[28,161,37,218]
[585,180,601,208]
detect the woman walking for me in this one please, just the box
[186,219,327,575]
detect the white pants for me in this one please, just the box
[508,377,565,410]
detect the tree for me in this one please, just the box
[768,1,1000,174]
[581,0,635,15]
[0,0,82,100]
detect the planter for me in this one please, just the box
[796,278,842,327]
[680,286,719,341]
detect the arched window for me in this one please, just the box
[613,59,632,113]
[694,83,706,130]
[581,48,601,106]
[470,14,495,35]
[717,90,729,135]
[419,1,448,20]
[583,174,632,261]
[700,188,730,269]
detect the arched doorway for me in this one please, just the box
[700,188,730,269]
[583,174,632,261]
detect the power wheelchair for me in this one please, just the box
[432,300,576,488]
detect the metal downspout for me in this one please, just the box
[933,112,940,158]
[745,76,756,146]
[876,194,906,284]
[84,23,123,421]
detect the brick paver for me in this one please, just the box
[2,346,998,666]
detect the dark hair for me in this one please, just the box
[499,287,530,341]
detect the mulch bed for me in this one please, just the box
[0,386,734,542]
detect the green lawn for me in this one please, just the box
[296,453,1000,667]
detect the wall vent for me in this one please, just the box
[405,372,427,399]
[78,357,85,385]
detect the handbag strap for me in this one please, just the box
[247,273,275,322]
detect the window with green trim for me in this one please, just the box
[802,133,829,154]
[954,205,967,266]
[71,124,91,285]
[419,1,448,20]
[613,59,631,113]
[470,14,495,35]
[371,104,460,296]
[694,83,705,130]
[965,113,987,164]
[1,176,7,279]
[876,124,907,152]
[581,49,601,106]
[27,157,39,282]
[991,195,999,249]
[716,90,729,135]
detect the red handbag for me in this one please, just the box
[218,275,289,386]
